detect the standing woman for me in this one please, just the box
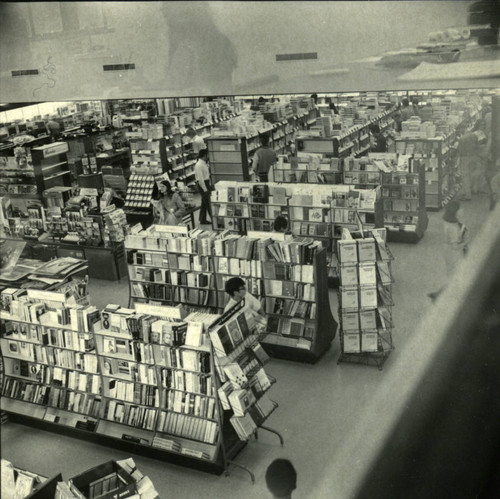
[157,180,185,225]
[443,200,471,277]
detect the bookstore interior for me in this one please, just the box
[1,80,500,498]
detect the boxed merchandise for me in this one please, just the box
[343,333,361,353]
[341,311,360,331]
[341,287,359,309]
[357,239,376,262]
[338,240,358,263]
[361,331,379,352]
[358,264,377,285]
[340,265,358,286]
[360,286,378,309]
[359,310,377,330]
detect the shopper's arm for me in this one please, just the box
[173,194,186,218]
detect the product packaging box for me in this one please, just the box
[341,287,359,309]
[360,286,378,309]
[357,239,376,262]
[343,333,361,353]
[361,331,378,352]
[359,310,377,330]
[341,311,360,331]
[340,265,358,286]
[337,240,358,264]
[358,264,377,285]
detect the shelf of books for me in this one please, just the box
[294,107,396,160]
[270,154,343,184]
[209,300,282,479]
[260,239,338,363]
[337,228,394,370]
[125,226,337,362]
[394,133,461,211]
[381,159,428,243]
[0,286,280,474]
[211,181,383,285]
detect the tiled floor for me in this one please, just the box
[1,195,492,498]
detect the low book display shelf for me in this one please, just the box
[0,290,281,478]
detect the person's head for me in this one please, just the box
[370,124,381,135]
[402,98,410,107]
[411,97,419,106]
[310,93,318,104]
[225,277,246,302]
[258,96,266,104]
[261,134,270,147]
[443,199,462,223]
[265,459,297,498]
[198,148,208,161]
[186,127,197,139]
[274,216,288,233]
[159,180,173,196]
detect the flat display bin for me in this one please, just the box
[70,460,137,499]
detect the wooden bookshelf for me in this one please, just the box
[337,228,394,370]
[31,142,72,194]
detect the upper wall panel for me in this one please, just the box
[1,1,498,102]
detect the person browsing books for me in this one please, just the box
[369,124,387,153]
[194,149,212,225]
[224,277,265,319]
[155,180,186,225]
[250,134,278,182]
[186,127,206,154]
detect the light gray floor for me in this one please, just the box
[1,195,491,498]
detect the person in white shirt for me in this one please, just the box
[194,149,212,224]
[223,277,266,319]
[186,127,206,154]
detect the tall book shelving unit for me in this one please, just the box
[337,228,394,370]
[294,108,396,160]
[206,110,317,184]
[125,227,337,363]
[31,142,72,194]
[0,289,281,477]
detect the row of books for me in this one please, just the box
[103,400,157,430]
[265,297,317,320]
[161,369,213,395]
[156,347,211,373]
[337,232,389,264]
[262,261,314,283]
[168,253,213,272]
[341,306,391,332]
[127,250,168,267]
[384,215,419,226]
[263,280,316,301]
[131,282,173,302]
[46,388,102,418]
[267,316,314,338]
[5,322,95,352]
[229,393,276,440]
[339,261,393,287]
[101,358,157,385]
[44,366,101,394]
[151,435,211,460]
[130,266,170,284]
[166,390,216,420]
[340,284,392,310]
[106,379,159,407]
[36,345,98,372]
[157,410,218,444]
[383,199,419,212]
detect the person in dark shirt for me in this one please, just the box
[369,124,387,153]
[251,134,278,182]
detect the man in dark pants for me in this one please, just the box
[194,149,212,225]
